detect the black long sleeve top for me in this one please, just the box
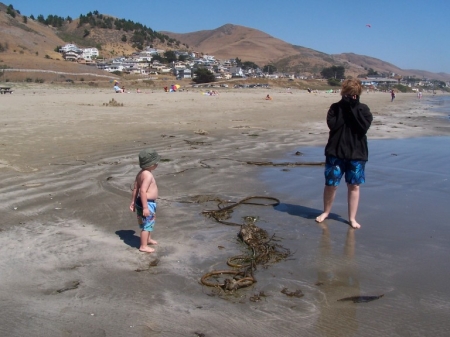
[324,96,373,161]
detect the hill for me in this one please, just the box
[0,3,184,82]
[163,24,450,81]
[1,3,449,82]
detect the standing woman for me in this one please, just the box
[316,79,373,229]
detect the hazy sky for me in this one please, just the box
[7,0,450,73]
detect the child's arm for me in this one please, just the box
[129,180,138,212]
[139,172,153,217]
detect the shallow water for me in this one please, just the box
[257,132,450,335]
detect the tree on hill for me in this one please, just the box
[263,64,277,74]
[366,68,378,76]
[327,78,341,86]
[7,5,16,18]
[242,61,259,70]
[193,68,215,84]
[320,65,345,79]
[164,51,177,64]
[72,11,183,48]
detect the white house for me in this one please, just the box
[82,48,99,60]
[104,63,125,72]
[175,68,192,79]
[59,44,82,53]
[229,66,245,78]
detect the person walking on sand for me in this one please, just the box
[129,148,161,252]
[315,79,373,229]
[390,89,396,102]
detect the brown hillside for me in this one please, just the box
[162,24,301,66]
[0,4,176,80]
[0,5,108,76]
[164,24,450,81]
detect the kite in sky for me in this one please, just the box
[366,24,371,28]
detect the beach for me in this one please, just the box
[1,86,449,336]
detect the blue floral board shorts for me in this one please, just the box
[324,156,366,186]
[135,199,157,232]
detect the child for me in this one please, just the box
[315,79,373,229]
[129,148,161,253]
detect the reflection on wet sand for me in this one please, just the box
[315,225,359,336]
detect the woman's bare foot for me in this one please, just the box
[139,246,155,253]
[147,239,158,245]
[315,213,329,223]
[349,220,361,229]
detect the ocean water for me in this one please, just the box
[431,93,450,117]
[253,95,450,336]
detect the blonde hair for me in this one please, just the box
[340,79,362,96]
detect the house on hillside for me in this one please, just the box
[229,67,245,78]
[59,44,82,53]
[174,68,192,79]
[82,48,99,60]
[63,51,81,61]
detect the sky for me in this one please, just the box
[6,0,450,73]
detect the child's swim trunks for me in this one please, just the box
[324,156,366,186]
[135,199,156,231]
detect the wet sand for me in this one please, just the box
[0,86,449,336]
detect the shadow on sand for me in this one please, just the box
[115,229,140,249]
[274,203,347,224]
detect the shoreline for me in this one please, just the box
[1,87,448,173]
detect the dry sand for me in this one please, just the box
[0,85,449,336]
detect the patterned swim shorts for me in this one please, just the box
[324,156,366,186]
[135,199,157,232]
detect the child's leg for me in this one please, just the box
[316,185,338,223]
[347,184,361,229]
[139,230,155,253]
[147,233,158,245]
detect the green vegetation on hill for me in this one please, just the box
[24,9,185,51]
[77,11,184,50]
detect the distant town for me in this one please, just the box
[58,42,449,90]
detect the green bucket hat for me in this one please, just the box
[139,148,161,169]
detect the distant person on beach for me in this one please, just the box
[316,79,373,229]
[129,148,161,253]
[417,91,422,100]
[114,84,124,93]
[390,89,396,102]
[265,94,272,100]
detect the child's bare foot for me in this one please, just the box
[147,239,158,245]
[139,246,155,253]
[315,213,329,223]
[349,220,361,229]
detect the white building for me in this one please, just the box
[82,48,99,60]
[59,44,82,53]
